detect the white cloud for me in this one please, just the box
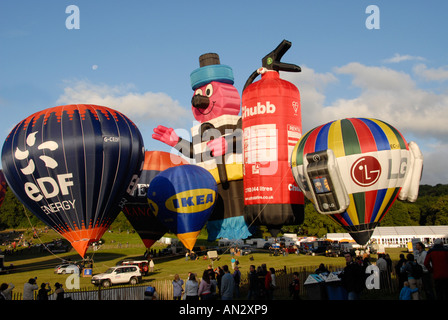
[284,62,448,140]
[56,80,190,126]
[282,65,338,131]
[383,53,425,63]
[413,63,448,82]
[283,62,448,185]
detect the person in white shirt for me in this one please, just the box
[23,278,38,300]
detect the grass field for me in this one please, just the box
[0,229,407,296]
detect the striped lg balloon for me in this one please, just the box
[291,118,419,245]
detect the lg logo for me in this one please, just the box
[351,156,382,187]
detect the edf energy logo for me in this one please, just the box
[166,189,215,214]
[14,131,75,212]
[350,156,381,187]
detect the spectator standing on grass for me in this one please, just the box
[264,267,273,300]
[401,254,419,300]
[268,268,276,300]
[185,273,199,300]
[376,254,389,289]
[424,239,448,300]
[209,269,218,300]
[384,254,393,287]
[289,272,301,300]
[220,265,234,300]
[395,254,407,289]
[0,283,14,300]
[231,257,236,269]
[198,270,212,300]
[414,241,434,300]
[149,259,154,272]
[172,274,184,300]
[339,252,365,300]
[37,283,51,300]
[233,265,241,298]
[53,282,65,300]
[23,278,38,300]
[247,265,258,300]
[216,266,224,296]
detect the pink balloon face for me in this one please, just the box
[191,81,241,122]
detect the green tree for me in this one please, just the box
[0,188,42,229]
[380,200,420,226]
[425,195,448,225]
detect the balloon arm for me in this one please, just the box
[206,137,227,157]
[152,125,180,148]
[206,122,242,157]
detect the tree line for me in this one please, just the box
[1,184,447,238]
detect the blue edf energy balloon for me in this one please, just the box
[1,105,144,258]
[147,165,217,250]
[0,170,7,209]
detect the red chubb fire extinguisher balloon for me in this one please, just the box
[242,40,304,235]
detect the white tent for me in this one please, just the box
[326,226,448,247]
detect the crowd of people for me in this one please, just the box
[167,263,284,301]
[396,239,448,300]
[0,277,66,300]
[337,239,448,300]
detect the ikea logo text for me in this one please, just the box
[166,189,216,214]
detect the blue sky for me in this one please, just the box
[1,0,447,185]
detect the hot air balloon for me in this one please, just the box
[153,53,252,241]
[1,104,144,258]
[291,118,423,245]
[0,170,7,209]
[242,40,304,237]
[147,165,217,251]
[122,151,188,249]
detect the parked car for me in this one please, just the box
[240,245,252,255]
[117,260,149,275]
[91,265,142,287]
[54,263,80,274]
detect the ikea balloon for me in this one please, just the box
[291,118,423,245]
[1,105,145,257]
[147,165,217,251]
[0,170,7,209]
[122,151,188,248]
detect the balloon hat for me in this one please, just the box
[190,53,234,90]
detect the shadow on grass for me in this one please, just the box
[3,252,129,275]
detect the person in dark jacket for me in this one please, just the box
[339,252,365,300]
[395,253,408,289]
[424,239,448,300]
[247,265,258,300]
[37,283,51,300]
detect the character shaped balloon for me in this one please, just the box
[291,118,423,245]
[147,165,217,251]
[1,105,145,257]
[122,151,188,249]
[153,53,252,240]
